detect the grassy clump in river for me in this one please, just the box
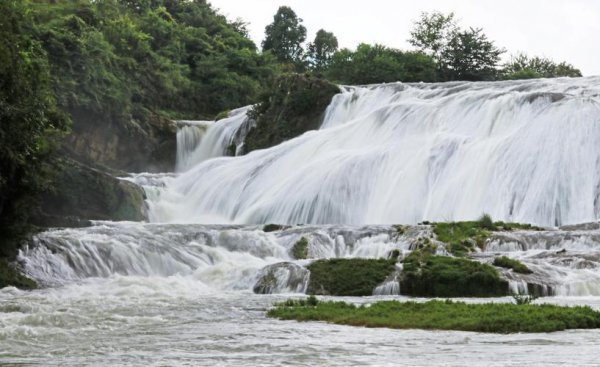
[268,297,600,333]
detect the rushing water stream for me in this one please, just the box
[3,78,600,366]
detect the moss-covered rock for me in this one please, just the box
[432,216,544,256]
[35,158,146,226]
[291,237,309,259]
[307,258,397,296]
[400,253,509,297]
[0,259,36,290]
[493,256,533,274]
[244,73,340,153]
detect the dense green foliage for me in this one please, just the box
[0,260,37,290]
[493,256,533,274]
[31,0,278,119]
[262,6,306,69]
[401,253,508,297]
[503,53,582,79]
[325,44,437,84]
[291,237,309,259]
[306,258,396,296]
[0,0,69,258]
[245,73,339,153]
[268,298,600,333]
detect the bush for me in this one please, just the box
[307,258,397,296]
[493,256,533,274]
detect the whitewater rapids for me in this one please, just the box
[156,77,600,226]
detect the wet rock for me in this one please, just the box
[253,262,309,294]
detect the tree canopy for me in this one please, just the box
[262,6,307,68]
[307,29,338,71]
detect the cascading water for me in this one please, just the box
[151,77,600,226]
[5,77,600,367]
[174,106,254,172]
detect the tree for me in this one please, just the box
[409,12,457,66]
[262,6,307,67]
[441,27,504,81]
[307,29,338,71]
[503,53,582,80]
[325,43,437,84]
[409,12,504,81]
[0,0,69,257]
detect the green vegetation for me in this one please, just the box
[433,215,543,256]
[325,43,437,84]
[432,221,490,256]
[0,260,37,290]
[262,6,306,70]
[268,298,600,333]
[245,73,339,153]
[503,53,582,80]
[513,293,539,305]
[307,29,338,71]
[306,258,396,296]
[291,237,309,259]
[0,0,69,259]
[401,252,508,297]
[493,256,533,274]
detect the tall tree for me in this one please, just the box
[262,6,306,67]
[307,29,338,71]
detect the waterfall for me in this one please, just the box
[174,106,254,172]
[151,76,600,226]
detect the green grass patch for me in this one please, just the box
[0,260,37,290]
[291,237,309,259]
[268,298,600,333]
[401,253,508,297]
[307,258,397,296]
[493,256,533,274]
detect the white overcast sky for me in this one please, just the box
[209,0,600,76]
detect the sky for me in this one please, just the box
[209,0,600,76]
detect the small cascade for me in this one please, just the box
[174,106,254,172]
[176,120,212,172]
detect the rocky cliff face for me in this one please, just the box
[35,158,146,228]
[63,107,177,173]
